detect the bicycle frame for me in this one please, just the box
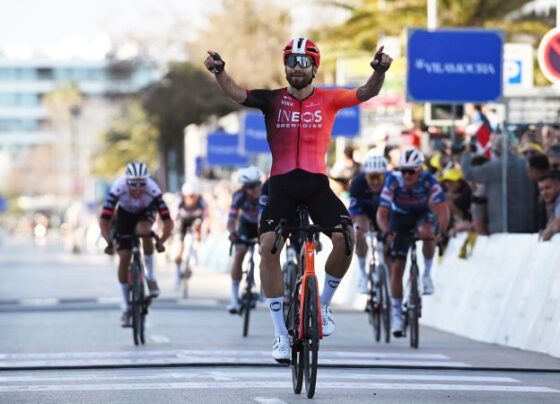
[297,234,323,340]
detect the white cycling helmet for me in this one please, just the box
[363,153,388,174]
[237,165,262,185]
[125,161,150,179]
[399,148,425,169]
[181,182,199,196]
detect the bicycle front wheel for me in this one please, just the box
[130,260,143,346]
[303,276,319,399]
[409,266,420,349]
[370,266,381,342]
[379,264,391,343]
[242,283,252,337]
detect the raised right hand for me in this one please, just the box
[204,51,225,74]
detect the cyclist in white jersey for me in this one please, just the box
[99,162,174,326]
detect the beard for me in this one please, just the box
[286,72,313,89]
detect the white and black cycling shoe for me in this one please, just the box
[321,304,335,336]
[391,312,404,338]
[272,335,291,364]
[422,274,434,295]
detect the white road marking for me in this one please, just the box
[254,397,288,404]
[0,371,519,384]
[0,349,450,360]
[0,348,469,368]
[149,335,170,344]
[0,381,556,393]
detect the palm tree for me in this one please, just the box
[315,0,550,65]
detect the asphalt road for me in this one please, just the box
[0,234,559,403]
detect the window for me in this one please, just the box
[37,68,53,80]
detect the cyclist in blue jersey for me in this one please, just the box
[227,165,263,313]
[376,149,448,337]
[349,152,388,294]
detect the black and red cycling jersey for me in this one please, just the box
[242,87,361,177]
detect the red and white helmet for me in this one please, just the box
[283,37,320,67]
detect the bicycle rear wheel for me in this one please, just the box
[288,281,304,394]
[379,264,391,343]
[303,276,319,398]
[181,263,191,299]
[283,261,297,313]
[409,264,420,349]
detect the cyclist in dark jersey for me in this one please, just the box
[174,182,208,285]
[205,37,392,362]
[227,166,262,313]
[376,149,448,337]
[348,152,388,294]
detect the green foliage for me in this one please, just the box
[141,61,239,187]
[92,102,159,178]
[315,0,549,59]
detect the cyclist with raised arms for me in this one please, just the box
[349,152,389,294]
[99,162,174,327]
[174,182,208,285]
[205,37,392,362]
[376,149,448,337]
[227,165,263,313]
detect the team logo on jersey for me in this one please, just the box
[275,108,323,129]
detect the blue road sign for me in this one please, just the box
[206,132,249,167]
[407,29,503,103]
[0,196,7,213]
[242,112,269,153]
[332,105,360,138]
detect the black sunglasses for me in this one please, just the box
[400,169,418,176]
[285,54,313,68]
[128,181,147,188]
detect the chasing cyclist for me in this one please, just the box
[99,162,174,327]
[226,165,263,314]
[205,37,392,361]
[376,149,448,337]
[174,182,208,286]
[349,152,389,294]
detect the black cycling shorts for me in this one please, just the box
[389,210,435,260]
[259,169,351,238]
[237,217,259,242]
[179,217,202,239]
[114,206,156,251]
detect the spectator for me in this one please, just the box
[528,154,550,181]
[469,155,489,235]
[465,103,492,158]
[461,134,537,234]
[519,141,544,159]
[528,154,550,231]
[546,144,560,172]
[439,167,472,234]
[329,145,361,193]
[537,172,560,241]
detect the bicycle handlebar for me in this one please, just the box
[109,231,165,253]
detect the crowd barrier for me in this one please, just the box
[333,232,560,358]
[419,232,560,358]
[199,229,559,358]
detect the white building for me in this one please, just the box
[0,56,157,152]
